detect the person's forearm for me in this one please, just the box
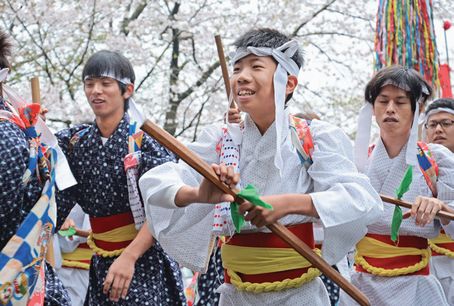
[174,185,199,207]
[121,221,154,262]
[264,193,319,218]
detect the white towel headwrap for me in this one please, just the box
[230,40,301,177]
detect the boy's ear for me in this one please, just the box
[123,84,134,100]
[286,75,298,96]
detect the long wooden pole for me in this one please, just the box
[214,35,231,100]
[31,77,40,104]
[31,76,57,267]
[140,119,370,306]
[381,195,454,220]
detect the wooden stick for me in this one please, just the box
[140,119,370,306]
[214,35,231,100]
[31,77,40,104]
[381,195,454,220]
[31,76,57,268]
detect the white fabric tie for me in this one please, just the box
[405,101,420,166]
[354,103,373,173]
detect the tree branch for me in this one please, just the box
[308,41,353,74]
[121,0,148,36]
[291,0,337,37]
[297,31,366,41]
[136,40,173,91]
[176,61,220,102]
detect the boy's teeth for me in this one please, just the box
[239,90,254,96]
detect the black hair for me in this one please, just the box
[0,29,12,70]
[233,28,303,102]
[83,50,135,111]
[425,98,454,114]
[365,65,433,112]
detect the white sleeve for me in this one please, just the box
[443,222,454,238]
[430,144,454,207]
[430,144,454,238]
[308,120,383,264]
[139,124,222,271]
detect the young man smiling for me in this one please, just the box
[56,50,185,305]
[342,66,454,306]
[139,28,382,305]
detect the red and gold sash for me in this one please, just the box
[86,212,138,257]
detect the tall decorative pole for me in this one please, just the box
[374,0,440,91]
[439,20,452,98]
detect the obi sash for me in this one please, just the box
[429,229,454,257]
[86,212,138,257]
[355,233,430,276]
[61,243,93,270]
[222,223,321,292]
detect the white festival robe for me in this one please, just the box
[431,149,454,305]
[340,139,454,306]
[443,222,454,238]
[140,115,382,306]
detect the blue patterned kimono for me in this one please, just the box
[56,114,185,306]
[195,244,223,306]
[0,98,71,306]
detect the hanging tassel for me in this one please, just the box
[375,0,440,91]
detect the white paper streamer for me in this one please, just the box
[354,103,373,173]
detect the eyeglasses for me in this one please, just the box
[425,119,454,130]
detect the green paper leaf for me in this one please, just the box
[58,226,76,237]
[391,165,413,242]
[395,166,413,200]
[230,203,244,233]
[230,184,273,233]
[391,206,403,242]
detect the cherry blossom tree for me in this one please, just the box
[1,0,453,139]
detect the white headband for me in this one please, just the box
[83,72,132,86]
[0,68,76,190]
[230,40,301,176]
[423,107,454,123]
[421,107,454,141]
[355,82,426,172]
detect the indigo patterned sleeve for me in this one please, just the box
[54,126,87,227]
[139,135,177,177]
[0,121,30,246]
